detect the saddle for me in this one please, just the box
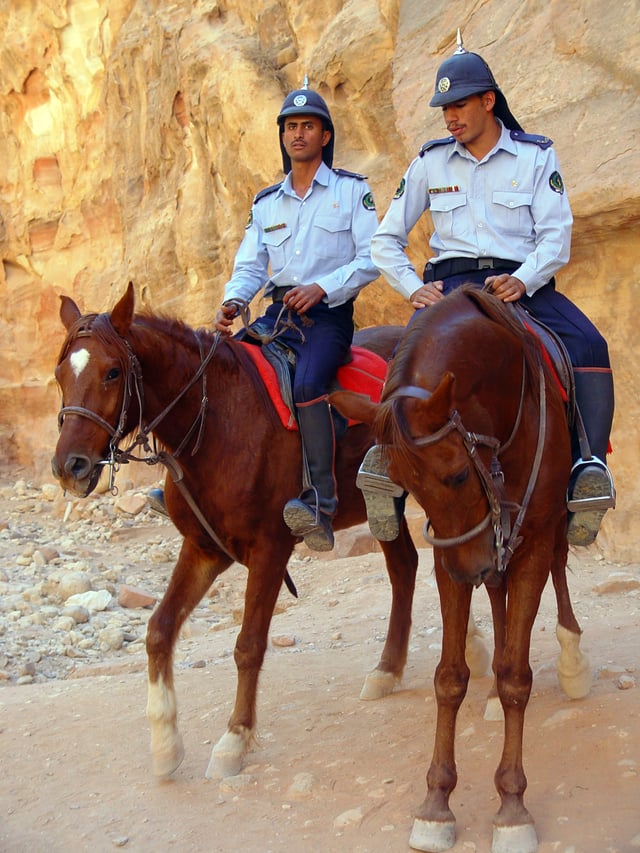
[239,340,386,431]
[513,304,576,429]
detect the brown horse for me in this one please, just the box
[330,285,591,853]
[51,282,423,781]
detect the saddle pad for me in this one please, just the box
[239,342,387,430]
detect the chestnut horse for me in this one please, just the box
[51,282,423,781]
[331,285,591,853]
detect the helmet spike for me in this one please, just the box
[302,74,309,90]
[454,28,466,54]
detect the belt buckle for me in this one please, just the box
[478,258,493,270]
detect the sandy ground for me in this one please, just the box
[1,493,639,853]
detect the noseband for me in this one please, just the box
[387,357,546,574]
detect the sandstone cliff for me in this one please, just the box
[0,0,638,558]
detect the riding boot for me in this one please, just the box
[356,445,405,541]
[567,369,616,546]
[283,399,338,552]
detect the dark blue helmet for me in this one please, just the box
[429,37,523,132]
[277,87,335,173]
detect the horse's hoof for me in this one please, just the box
[409,818,456,852]
[152,735,185,779]
[360,669,397,700]
[484,695,504,721]
[205,730,249,779]
[556,623,591,699]
[492,821,538,853]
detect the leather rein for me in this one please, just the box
[387,354,547,574]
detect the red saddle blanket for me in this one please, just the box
[239,342,386,430]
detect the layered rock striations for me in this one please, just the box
[0,0,638,556]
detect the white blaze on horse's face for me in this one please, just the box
[69,348,90,379]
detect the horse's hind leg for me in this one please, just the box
[552,551,591,699]
[360,521,418,700]
[146,540,231,778]
[206,555,286,779]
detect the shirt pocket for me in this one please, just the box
[262,226,291,269]
[491,190,534,236]
[313,214,353,259]
[428,192,467,238]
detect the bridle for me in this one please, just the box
[56,312,234,557]
[387,355,547,574]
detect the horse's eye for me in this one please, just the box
[105,367,121,382]
[444,467,469,488]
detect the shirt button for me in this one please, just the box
[295,250,301,255]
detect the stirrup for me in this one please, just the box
[566,458,616,513]
[148,488,169,518]
[356,446,403,541]
[566,458,615,547]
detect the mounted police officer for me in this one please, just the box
[358,33,615,547]
[212,83,379,551]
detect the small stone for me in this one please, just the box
[118,585,156,609]
[617,674,636,690]
[271,634,296,648]
[66,589,112,611]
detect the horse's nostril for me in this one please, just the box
[64,454,92,480]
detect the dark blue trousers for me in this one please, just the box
[261,298,355,403]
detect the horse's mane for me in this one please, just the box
[57,309,282,431]
[378,285,543,460]
[385,285,541,398]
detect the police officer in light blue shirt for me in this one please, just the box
[213,84,379,552]
[360,34,615,548]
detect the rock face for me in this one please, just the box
[0,0,638,558]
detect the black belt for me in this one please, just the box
[270,285,293,302]
[423,257,520,282]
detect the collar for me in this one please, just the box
[281,161,331,196]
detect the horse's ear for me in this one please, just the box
[60,295,81,330]
[407,372,456,434]
[110,282,135,335]
[329,389,377,425]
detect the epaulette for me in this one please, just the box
[510,130,553,149]
[419,136,455,157]
[332,167,367,180]
[253,181,283,203]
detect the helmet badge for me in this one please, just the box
[293,94,308,107]
[437,77,451,94]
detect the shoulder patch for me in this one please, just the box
[419,136,455,157]
[510,130,553,150]
[362,191,376,211]
[253,181,283,203]
[549,171,565,194]
[332,168,367,180]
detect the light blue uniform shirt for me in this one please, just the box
[371,121,573,299]
[224,162,379,308]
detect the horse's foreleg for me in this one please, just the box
[491,570,546,853]
[360,522,418,700]
[206,560,284,780]
[552,552,591,699]
[410,562,471,852]
[146,542,229,778]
